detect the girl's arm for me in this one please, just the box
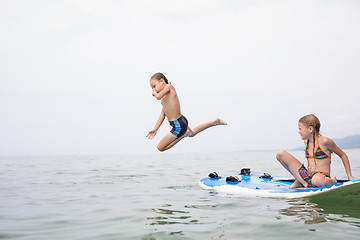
[325,138,357,180]
[153,84,173,100]
[147,110,166,140]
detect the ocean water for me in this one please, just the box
[1,150,359,240]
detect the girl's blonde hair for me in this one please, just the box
[299,114,321,134]
[299,114,321,158]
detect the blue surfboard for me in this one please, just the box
[199,173,360,198]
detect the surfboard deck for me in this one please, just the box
[199,173,360,199]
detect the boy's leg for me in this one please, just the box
[157,118,227,152]
[188,118,227,137]
[276,150,309,188]
[157,132,182,152]
[161,130,191,151]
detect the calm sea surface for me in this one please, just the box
[1,150,360,240]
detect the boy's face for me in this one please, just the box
[150,78,165,93]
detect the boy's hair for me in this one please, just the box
[299,114,321,157]
[150,72,169,84]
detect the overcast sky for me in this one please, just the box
[1,0,360,156]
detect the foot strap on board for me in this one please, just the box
[259,173,273,179]
[208,172,221,179]
[240,168,251,175]
[226,176,241,182]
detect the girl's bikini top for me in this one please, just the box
[305,136,330,159]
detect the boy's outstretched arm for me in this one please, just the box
[153,84,173,100]
[147,110,166,140]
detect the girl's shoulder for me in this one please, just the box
[319,135,336,148]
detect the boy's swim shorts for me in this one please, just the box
[169,115,188,137]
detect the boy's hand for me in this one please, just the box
[152,89,157,97]
[147,129,157,140]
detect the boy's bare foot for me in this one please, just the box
[215,118,227,125]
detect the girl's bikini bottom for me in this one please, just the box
[298,164,330,188]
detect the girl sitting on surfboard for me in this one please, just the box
[276,114,357,188]
[147,72,227,152]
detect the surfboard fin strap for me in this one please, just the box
[208,172,221,179]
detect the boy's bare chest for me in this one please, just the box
[161,95,169,106]
[161,91,175,105]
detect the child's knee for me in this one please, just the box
[311,174,325,187]
[276,150,287,160]
[312,174,337,187]
[157,144,166,152]
[311,174,333,187]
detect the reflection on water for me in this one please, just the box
[146,203,218,226]
[310,195,360,219]
[279,196,360,227]
[279,200,328,224]
[147,207,194,225]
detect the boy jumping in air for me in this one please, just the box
[147,72,227,152]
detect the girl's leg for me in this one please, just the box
[276,150,309,188]
[311,174,337,187]
[188,118,227,137]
